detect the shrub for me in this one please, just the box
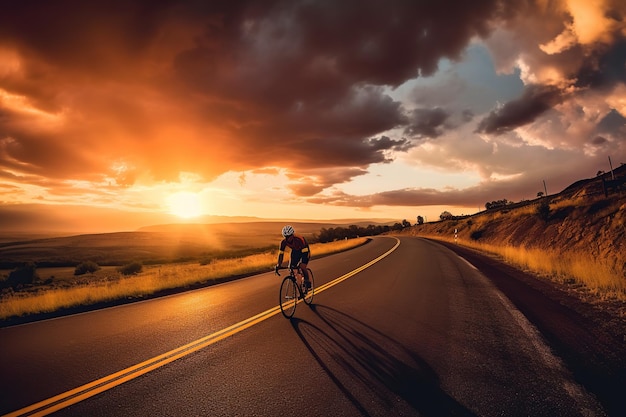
[470,230,484,240]
[536,201,551,221]
[6,262,38,288]
[118,261,142,276]
[588,199,611,216]
[74,261,100,276]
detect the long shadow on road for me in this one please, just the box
[290,304,475,417]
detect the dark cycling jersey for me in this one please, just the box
[277,235,310,267]
[279,235,309,253]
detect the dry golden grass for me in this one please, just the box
[551,196,584,210]
[0,238,368,321]
[506,204,537,219]
[426,235,626,301]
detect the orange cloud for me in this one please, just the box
[0,0,624,219]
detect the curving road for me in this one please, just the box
[0,237,612,416]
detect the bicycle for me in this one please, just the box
[275,265,315,318]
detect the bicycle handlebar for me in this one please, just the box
[274,265,299,276]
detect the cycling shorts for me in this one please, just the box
[289,250,309,268]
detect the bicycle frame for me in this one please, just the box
[275,265,314,318]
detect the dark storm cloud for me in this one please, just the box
[591,136,609,146]
[476,84,566,135]
[306,173,565,211]
[596,109,626,134]
[0,0,509,192]
[370,136,413,153]
[574,35,626,90]
[307,186,487,211]
[285,136,409,178]
[404,107,450,138]
[1,0,624,211]
[287,167,369,197]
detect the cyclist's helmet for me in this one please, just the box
[281,225,295,237]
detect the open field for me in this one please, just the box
[0,221,381,267]
[0,237,368,323]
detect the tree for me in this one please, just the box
[485,199,511,210]
[317,223,391,243]
[392,222,404,231]
[416,216,424,225]
[401,219,411,228]
[74,261,100,276]
[6,262,38,288]
[537,191,544,198]
[536,200,550,221]
[440,211,453,220]
[118,261,143,276]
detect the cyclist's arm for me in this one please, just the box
[276,239,287,266]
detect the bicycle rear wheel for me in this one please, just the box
[303,268,314,305]
[279,276,297,318]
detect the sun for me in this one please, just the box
[167,191,203,218]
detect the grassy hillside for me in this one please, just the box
[403,165,626,301]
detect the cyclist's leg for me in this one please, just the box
[288,252,303,291]
[290,251,310,293]
[303,267,314,305]
[300,254,311,288]
[300,263,309,280]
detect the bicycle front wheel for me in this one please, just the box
[303,268,314,305]
[279,276,297,318]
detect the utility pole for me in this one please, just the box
[609,156,615,180]
[543,180,548,197]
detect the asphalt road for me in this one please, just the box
[0,236,614,416]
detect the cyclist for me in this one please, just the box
[275,225,312,293]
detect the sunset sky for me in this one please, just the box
[1,0,625,232]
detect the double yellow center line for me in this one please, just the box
[5,238,399,417]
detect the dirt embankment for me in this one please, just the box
[405,168,626,281]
